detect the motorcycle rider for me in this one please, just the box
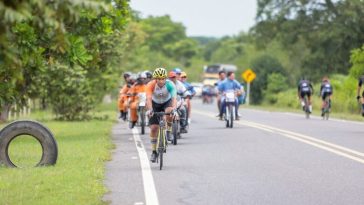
[218,71,241,120]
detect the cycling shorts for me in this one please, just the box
[321,92,332,100]
[149,99,172,125]
[300,91,312,98]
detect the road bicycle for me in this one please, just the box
[303,95,310,119]
[137,92,147,134]
[322,96,330,120]
[153,112,170,170]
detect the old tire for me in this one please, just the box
[0,120,58,167]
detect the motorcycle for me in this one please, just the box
[223,90,237,128]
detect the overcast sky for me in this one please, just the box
[130,0,257,37]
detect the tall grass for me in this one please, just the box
[0,102,117,205]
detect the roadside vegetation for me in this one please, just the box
[0,102,115,205]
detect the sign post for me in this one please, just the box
[241,69,256,105]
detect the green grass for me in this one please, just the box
[0,102,117,205]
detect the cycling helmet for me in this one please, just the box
[129,74,137,81]
[173,67,182,74]
[123,72,132,79]
[168,71,177,78]
[144,71,152,79]
[152,68,167,78]
[138,72,147,79]
[180,72,187,78]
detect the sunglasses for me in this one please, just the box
[181,76,187,78]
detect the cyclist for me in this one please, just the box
[144,70,153,84]
[357,75,364,116]
[127,72,147,128]
[297,77,314,113]
[180,72,196,124]
[173,67,182,80]
[319,76,333,117]
[215,70,226,117]
[218,71,241,120]
[168,71,190,133]
[118,72,132,120]
[146,68,177,163]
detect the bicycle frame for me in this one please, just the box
[322,96,330,120]
[303,95,310,119]
[153,112,169,170]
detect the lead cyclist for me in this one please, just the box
[146,68,177,162]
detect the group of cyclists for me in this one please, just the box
[119,67,364,163]
[297,75,364,117]
[118,67,196,163]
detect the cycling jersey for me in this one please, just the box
[175,80,191,97]
[146,80,177,104]
[298,80,313,93]
[320,82,333,100]
[320,82,333,94]
[182,81,196,96]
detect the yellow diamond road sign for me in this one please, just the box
[242,69,256,83]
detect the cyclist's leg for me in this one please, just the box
[220,96,226,119]
[130,101,139,127]
[234,98,239,119]
[186,97,191,123]
[299,92,305,109]
[307,92,312,112]
[217,94,221,115]
[361,91,364,116]
[149,101,163,162]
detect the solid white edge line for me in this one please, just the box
[194,110,364,165]
[132,128,159,205]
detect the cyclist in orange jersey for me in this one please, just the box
[118,72,132,119]
[127,73,147,128]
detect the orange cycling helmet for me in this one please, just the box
[168,71,177,78]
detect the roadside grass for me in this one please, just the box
[0,102,117,205]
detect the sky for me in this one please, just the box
[130,0,257,38]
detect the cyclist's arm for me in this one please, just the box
[166,81,177,109]
[146,81,155,111]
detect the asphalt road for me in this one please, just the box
[103,99,364,205]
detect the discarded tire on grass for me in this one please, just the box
[0,120,58,167]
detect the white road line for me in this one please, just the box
[132,128,159,205]
[194,110,364,165]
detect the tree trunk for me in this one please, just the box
[0,104,11,122]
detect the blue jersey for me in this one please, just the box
[218,79,241,93]
[182,81,196,95]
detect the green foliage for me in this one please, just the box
[254,0,364,80]
[263,73,289,104]
[251,54,285,104]
[349,44,364,78]
[0,0,131,121]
